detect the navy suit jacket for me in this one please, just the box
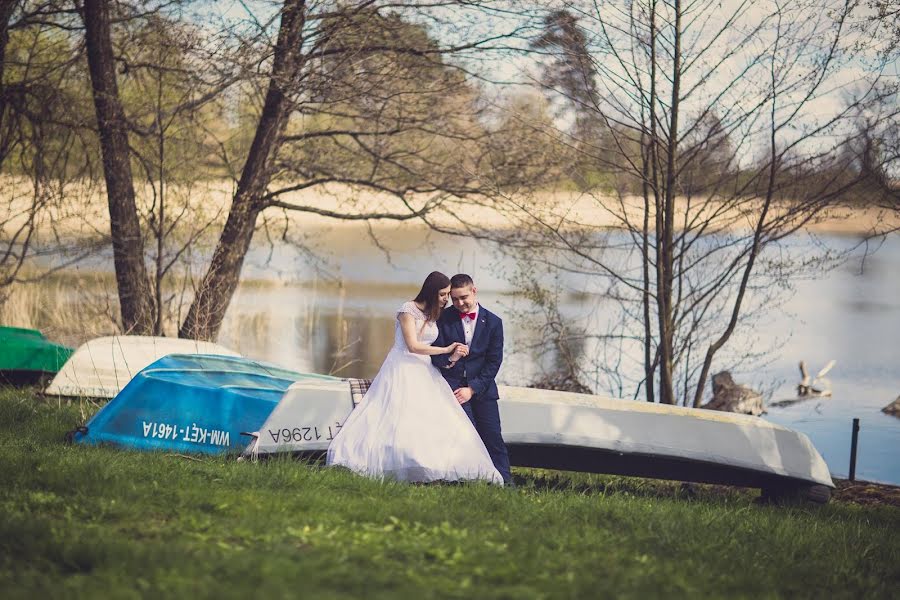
[431,305,503,401]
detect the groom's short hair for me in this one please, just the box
[450,273,474,289]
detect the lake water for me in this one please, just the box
[18,224,900,484]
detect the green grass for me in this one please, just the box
[1,387,898,599]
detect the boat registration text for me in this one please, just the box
[142,421,231,446]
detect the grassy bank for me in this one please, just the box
[1,387,898,599]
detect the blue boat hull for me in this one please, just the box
[73,354,338,454]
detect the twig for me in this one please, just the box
[166,453,206,462]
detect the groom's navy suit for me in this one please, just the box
[431,305,512,483]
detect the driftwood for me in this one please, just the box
[882,397,900,418]
[702,372,765,416]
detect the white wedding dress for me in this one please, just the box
[326,301,503,485]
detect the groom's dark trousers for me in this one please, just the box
[432,305,512,483]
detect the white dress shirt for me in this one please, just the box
[460,304,479,346]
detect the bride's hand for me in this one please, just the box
[447,342,469,356]
[446,342,462,354]
[448,343,469,359]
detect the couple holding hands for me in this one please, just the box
[327,272,511,486]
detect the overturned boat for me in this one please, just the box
[45,335,241,398]
[0,326,73,385]
[69,354,339,454]
[496,386,833,500]
[244,381,834,501]
[242,378,363,457]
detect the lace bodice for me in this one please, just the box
[394,301,438,351]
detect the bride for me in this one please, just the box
[327,271,503,485]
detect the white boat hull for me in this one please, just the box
[243,381,834,491]
[45,336,240,398]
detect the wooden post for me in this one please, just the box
[849,418,860,482]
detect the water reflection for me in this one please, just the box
[217,284,537,381]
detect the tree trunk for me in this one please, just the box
[82,0,154,334]
[656,0,681,405]
[179,0,307,341]
[641,0,659,404]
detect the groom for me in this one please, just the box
[431,274,512,484]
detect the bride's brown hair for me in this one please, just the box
[413,271,451,322]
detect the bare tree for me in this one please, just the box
[71,0,248,335]
[844,94,900,213]
[858,0,900,58]
[118,12,230,335]
[5,0,540,341]
[176,0,307,340]
[81,0,154,333]
[0,0,31,302]
[179,1,540,340]
[0,2,16,120]
[1,0,99,306]
[494,1,894,406]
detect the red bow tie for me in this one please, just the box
[459,312,477,320]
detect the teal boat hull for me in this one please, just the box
[71,354,339,454]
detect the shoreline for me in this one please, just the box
[833,478,900,507]
[2,178,898,241]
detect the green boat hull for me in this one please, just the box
[0,326,74,385]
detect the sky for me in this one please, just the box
[187,0,897,161]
